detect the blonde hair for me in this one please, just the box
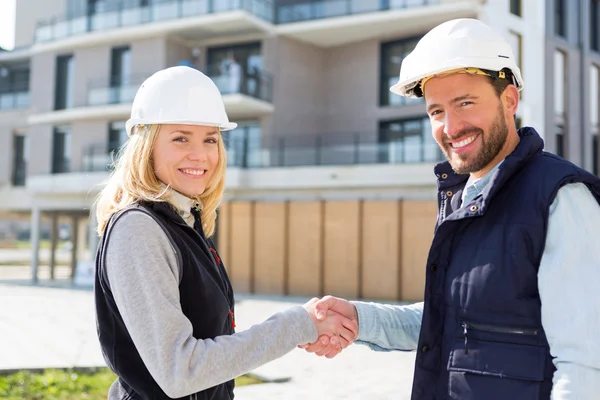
[94,124,226,237]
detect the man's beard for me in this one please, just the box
[441,105,509,175]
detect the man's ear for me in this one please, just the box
[501,84,519,117]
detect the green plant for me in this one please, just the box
[0,368,263,399]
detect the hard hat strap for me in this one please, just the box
[418,67,508,96]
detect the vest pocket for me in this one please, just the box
[447,337,545,400]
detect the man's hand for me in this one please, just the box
[300,296,359,358]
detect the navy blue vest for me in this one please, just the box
[95,201,235,400]
[411,127,600,400]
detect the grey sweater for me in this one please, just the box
[104,198,318,398]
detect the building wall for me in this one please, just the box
[73,45,112,108]
[479,0,547,137]
[269,37,326,137]
[0,110,29,185]
[14,0,67,48]
[217,199,437,301]
[322,38,428,137]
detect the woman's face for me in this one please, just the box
[152,124,220,197]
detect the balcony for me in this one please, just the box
[0,73,30,111]
[26,129,442,198]
[32,0,276,52]
[275,0,482,47]
[28,68,273,126]
[26,142,117,195]
[227,130,444,168]
[206,65,274,117]
[0,91,30,111]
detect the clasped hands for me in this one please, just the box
[301,296,358,358]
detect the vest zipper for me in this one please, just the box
[440,191,448,221]
[462,321,539,355]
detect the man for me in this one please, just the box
[300,18,600,399]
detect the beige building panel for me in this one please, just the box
[131,38,168,76]
[270,37,326,136]
[26,125,53,175]
[361,201,401,300]
[70,121,108,172]
[229,202,253,293]
[323,201,360,298]
[253,202,286,295]
[401,200,437,301]
[74,46,112,107]
[288,201,322,297]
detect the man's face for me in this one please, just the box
[424,73,510,176]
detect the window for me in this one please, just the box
[556,132,565,157]
[378,117,442,163]
[555,0,567,38]
[207,43,262,97]
[52,126,71,173]
[55,54,74,110]
[108,120,127,154]
[554,50,567,118]
[591,64,599,174]
[110,46,132,103]
[591,0,600,52]
[380,37,421,106]
[515,117,523,129]
[11,133,27,186]
[224,122,262,168]
[110,46,131,87]
[510,0,522,16]
[0,64,30,109]
[508,31,523,98]
[554,50,567,157]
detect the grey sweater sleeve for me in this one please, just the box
[104,211,318,398]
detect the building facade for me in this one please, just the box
[0,0,597,300]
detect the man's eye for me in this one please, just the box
[430,110,442,116]
[461,101,473,107]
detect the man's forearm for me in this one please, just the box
[352,301,423,352]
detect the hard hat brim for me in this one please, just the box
[126,118,237,137]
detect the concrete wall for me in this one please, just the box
[14,0,68,47]
[131,38,168,76]
[0,110,29,185]
[218,199,437,301]
[26,125,53,175]
[268,37,326,137]
[29,51,56,113]
[73,45,112,107]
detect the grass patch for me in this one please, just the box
[0,368,263,399]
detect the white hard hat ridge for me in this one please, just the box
[126,66,237,136]
[390,18,524,98]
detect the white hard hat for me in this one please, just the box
[126,66,237,136]
[390,18,524,98]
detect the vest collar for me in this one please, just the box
[435,127,545,219]
[435,127,544,191]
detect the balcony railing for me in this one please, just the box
[12,162,27,186]
[86,74,150,106]
[275,0,439,23]
[57,131,442,178]
[0,91,30,110]
[227,131,444,168]
[35,0,276,43]
[206,64,273,102]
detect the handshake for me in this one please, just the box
[300,296,358,359]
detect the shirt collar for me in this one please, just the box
[461,160,504,206]
[161,184,197,228]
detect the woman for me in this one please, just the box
[93,66,357,400]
